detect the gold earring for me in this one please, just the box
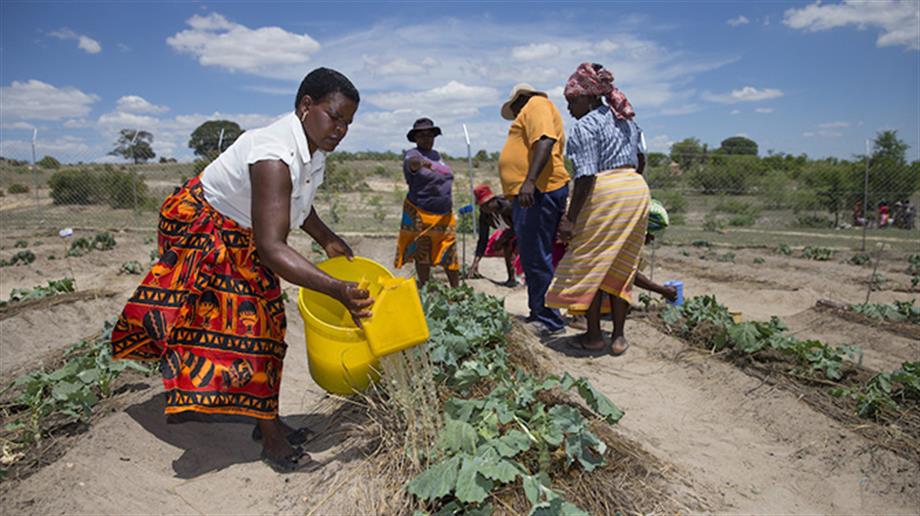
[300,111,307,122]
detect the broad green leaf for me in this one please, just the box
[728,323,762,353]
[571,378,624,424]
[77,368,101,384]
[547,405,585,434]
[455,456,492,504]
[564,432,606,472]
[529,498,590,516]
[489,430,532,458]
[51,381,83,401]
[437,418,478,454]
[406,455,461,501]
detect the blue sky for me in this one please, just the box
[1,1,918,163]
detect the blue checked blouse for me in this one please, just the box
[566,105,646,178]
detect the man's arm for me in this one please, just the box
[517,136,555,208]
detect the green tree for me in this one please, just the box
[646,152,668,167]
[188,120,243,159]
[719,136,758,156]
[109,129,155,164]
[799,159,857,226]
[37,155,61,169]
[670,138,705,171]
[474,149,489,161]
[866,130,919,207]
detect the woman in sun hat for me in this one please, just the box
[394,118,460,288]
[546,62,651,356]
[111,68,373,473]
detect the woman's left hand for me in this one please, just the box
[323,234,354,260]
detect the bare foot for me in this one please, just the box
[610,335,629,356]
[570,331,606,351]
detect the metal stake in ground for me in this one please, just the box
[865,242,887,305]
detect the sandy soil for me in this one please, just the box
[1,232,917,514]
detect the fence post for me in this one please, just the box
[861,139,869,252]
[31,129,41,226]
[130,130,140,228]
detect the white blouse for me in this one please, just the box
[200,112,325,229]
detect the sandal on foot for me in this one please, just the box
[260,447,316,474]
[610,339,630,357]
[568,334,605,352]
[252,425,313,446]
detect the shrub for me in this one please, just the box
[728,213,758,227]
[8,183,30,194]
[48,168,148,209]
[713,198,756,215]
[702,212,725,232]
[794,214,834,228]
[655,189,686,214]
[323,161,369,192]
[37,155,61,169]
[373,164,388,176]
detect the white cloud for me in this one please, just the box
[730,109,741,115]
[242,85,294,96]
[802,129,843,138]
[367,81,501,116]
[49,28,102,54]
[166,13,321,79]
[362,55,428,76]
[0,135,91,157]
[755,107,774,114]
[784,0,920,50]
[763,16,771,27]
[647,134,674,153]
[1,80,99,120]
[116,95,169,114]
[511,43,560,61]
[703,85,784,103]
[727,16,750,27]
[819,121,850,128]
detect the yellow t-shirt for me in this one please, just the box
[498,96,569,197]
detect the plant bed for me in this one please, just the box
[650,296,920,465]
[312,285,703,515]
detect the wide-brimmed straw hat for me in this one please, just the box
[406,118,442,142]
[500,83,547,120]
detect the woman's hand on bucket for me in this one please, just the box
[323,234,354,260]
[336,281,374,327]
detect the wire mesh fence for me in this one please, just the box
[1,138,917,251]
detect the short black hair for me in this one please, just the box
[295,67,360,108]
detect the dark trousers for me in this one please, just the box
[512,185,568,331]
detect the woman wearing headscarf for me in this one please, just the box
[546,62,650,356]
[394,118,460,288]
[111,68,373,472]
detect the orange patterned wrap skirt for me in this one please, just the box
[111,176,286,421]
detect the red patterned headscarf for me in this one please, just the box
[564,62,635,120]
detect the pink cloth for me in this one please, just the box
[564,62,635,120]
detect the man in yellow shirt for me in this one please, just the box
[498,83,570,334]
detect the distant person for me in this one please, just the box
[467,184,518,287]
[547,62,650,356]
[498,83,570,334]
[878,200,891,228]
[394,118,460,288]
[111,68,372,473]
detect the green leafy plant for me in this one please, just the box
[13,240,28,249]
[802,246,834,261]
[119,260,143,275]
[0,278,75,308]
[66,232,116,257]
[775,243,792,256]
[0,250,36,267]
[833,362,920,418]
[849,300,920,325]
[691,240,711,248]
[409,284,624,514]
[848,253,871,266]
[4,320,152,444]
[868,273,888,292]
[753,257,766,265]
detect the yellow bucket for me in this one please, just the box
[297,256,429,395]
